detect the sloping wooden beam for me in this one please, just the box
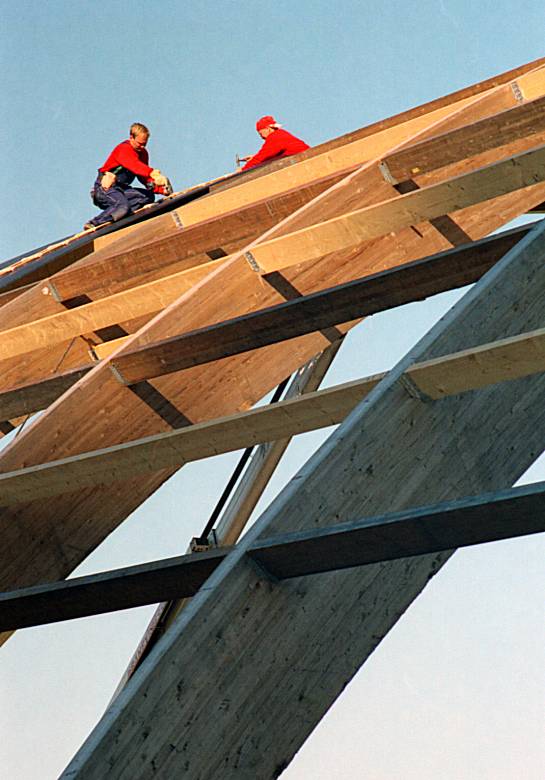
[3,320,545,505]
[46,75,545,304]
[384,92,545,182]
[2,481,544,631]
[0,223,529,422]
[107,225,530,383]
[246,143,545,273]
[61,219,545,780]
[2,141,543,363]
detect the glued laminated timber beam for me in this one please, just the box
[3,322,545,505]
[3,142,545,362]
[45,72,545,303]
[0,224,532,422]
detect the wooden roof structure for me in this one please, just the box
[2,57,545,777]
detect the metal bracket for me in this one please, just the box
[398,373,432,403]
[44,280,61,302]
[108,362,128,385]
[244,250,264,273]
[510,81,524,104]
[379,160,398,186]
[171,211,184,230]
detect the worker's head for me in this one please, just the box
[129,122,150,151]
[256,115,281,139]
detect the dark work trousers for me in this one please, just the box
[88,180,155,226]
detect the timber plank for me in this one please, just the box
[385,93,545,182]
[45,77,533,304]
[108,225,529,384]
[248,143,545,273]
[2,142,543,363]
[409,325,545,397]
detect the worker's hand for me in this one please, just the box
[153,178,173,196]
[150,169,169,188]
[101,171,117,191]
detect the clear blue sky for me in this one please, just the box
[1,1,544,778]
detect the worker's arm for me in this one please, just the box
[102,142,153,179]
[241,133,287,171]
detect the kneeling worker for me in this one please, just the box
[84,122,171,229]
[239,115,309,171]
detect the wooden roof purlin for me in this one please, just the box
[2,60,545,638]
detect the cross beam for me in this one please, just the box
[2,481,543,631]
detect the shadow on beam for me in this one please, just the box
[1,481,544,631]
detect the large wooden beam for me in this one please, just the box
[2,481,544,632]
[107,225,530,383]
[45,75,545,305]
[2,141,543,363]
[0,224,529,422]
[61,220,545,779]
[3,320,545,505]
[246,143,545,273]
[384,92,545,183]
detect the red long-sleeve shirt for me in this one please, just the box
[99,140,153,183]
[242,128,310,171]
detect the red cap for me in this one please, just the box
[256,115,277,131]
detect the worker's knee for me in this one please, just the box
[110,201,131,221]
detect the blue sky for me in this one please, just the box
[1,1,545,778]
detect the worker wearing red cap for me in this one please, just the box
[239,116,309,171]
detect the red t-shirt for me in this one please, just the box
[242,128,310,170]
[99,140,153,181]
